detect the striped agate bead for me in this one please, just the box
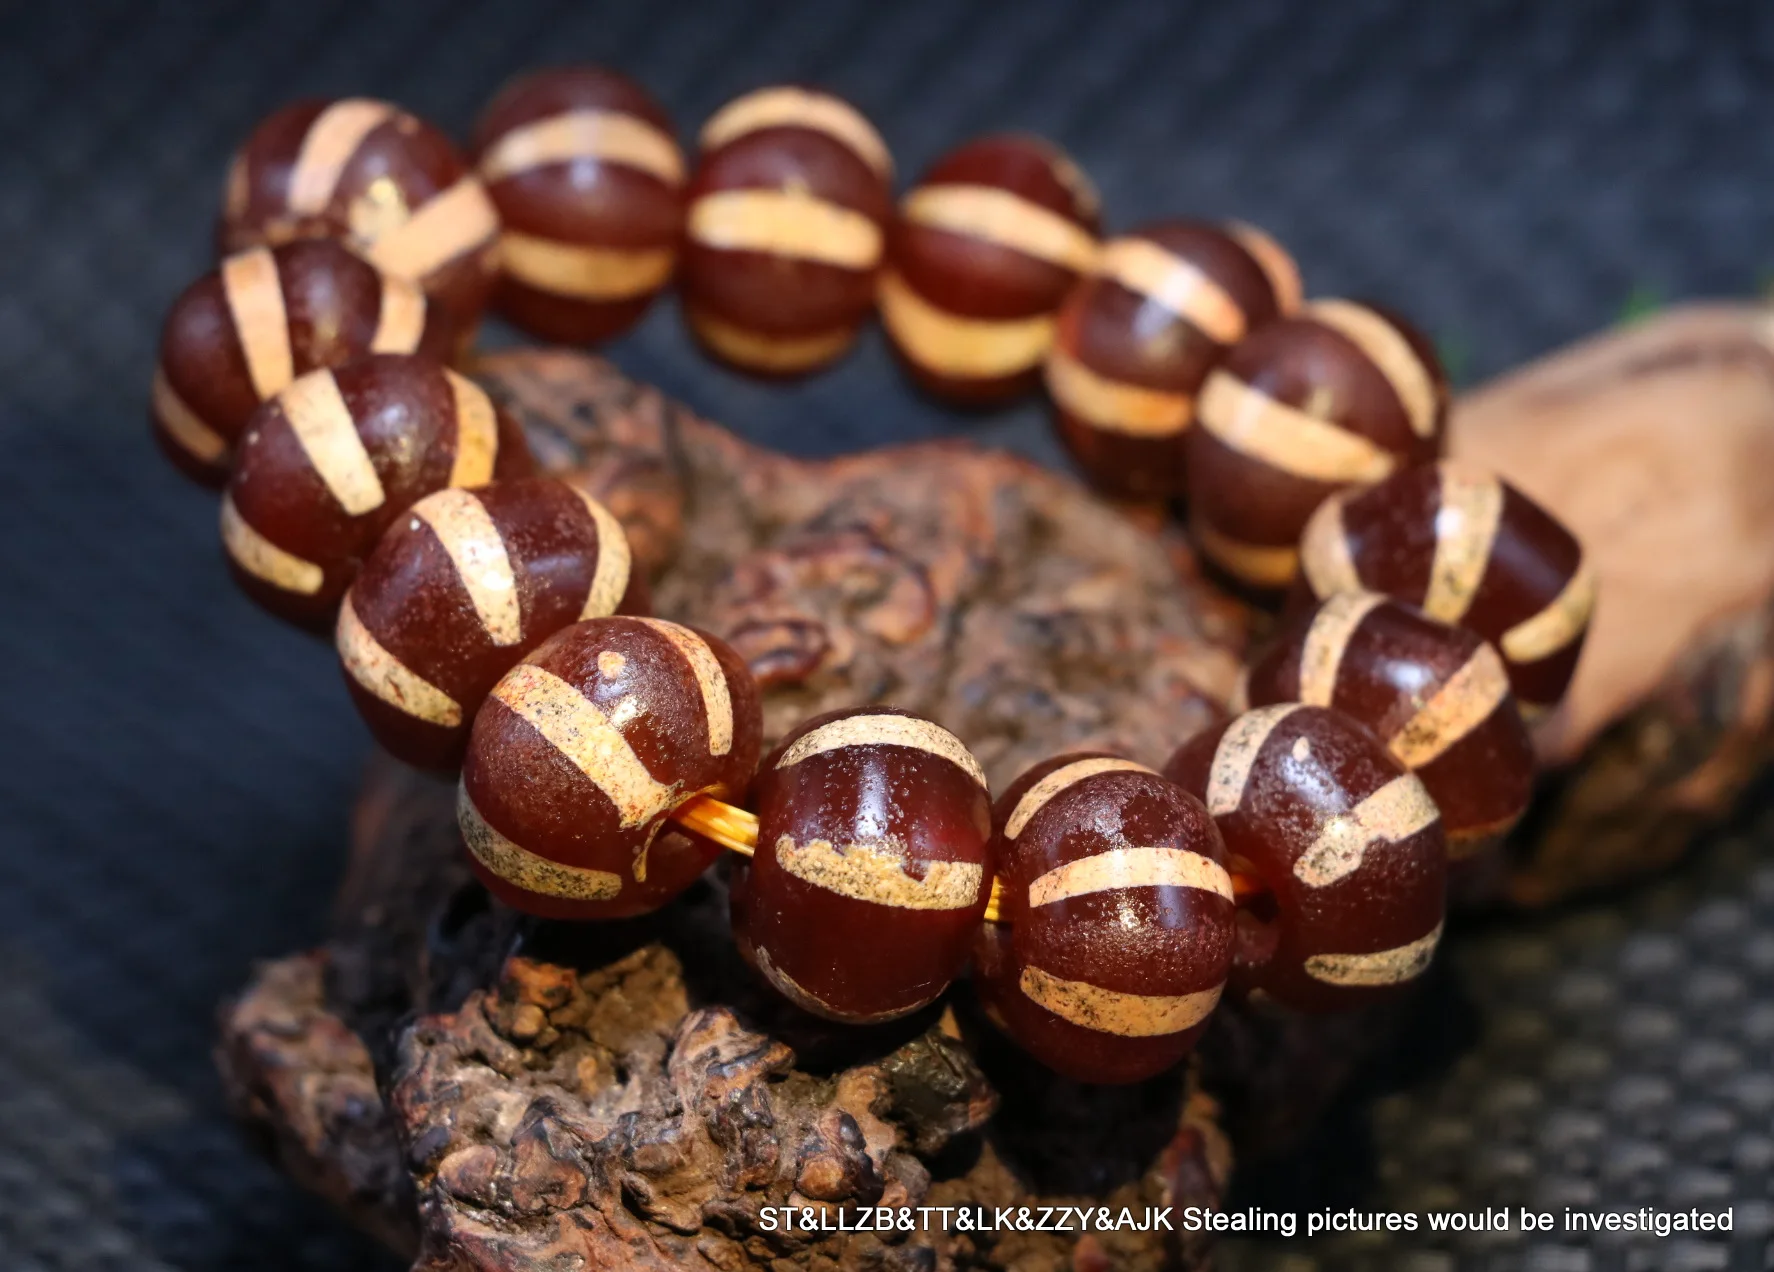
[1163,705,1447,1013]
[219,97,501,337]
[1185,301,1448,590]
[738,706,992,1023]
[152,239,449,486]
[682,86,892,375]
[337,477,646,771]
[472,66,684,344]
[975,753,1234,1084]
[1241,593,1534,858]
[1297,459,1594,712]
[460,617,762,919]
[881,133,1099,403]
[1047,220,1300,499]
[222,354,533,629]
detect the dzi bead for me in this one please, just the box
[222,353,532,628]
[1297,459,1595,712]
[472,66,685,344]
[1047,220,1300,499]
[738,707,992,1023]
[682,86,892,375]
[1241,593,1534,858]
[1164,705,1447,1013]
[881,133,1099,403]
[1186,301,1448,590]
[219,97,501,337]
[460,617,762,919]
[152,239,451,486]
[338,476,645,771]
[974,753,1234,1084]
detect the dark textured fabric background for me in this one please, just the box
[1,2,1770,1268]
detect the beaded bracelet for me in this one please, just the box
[147,68,1597,1086]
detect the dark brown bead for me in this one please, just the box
[1047,220,1300,499]
[738,707,992,1023]
[975,753,1234,1084]
[460,616,763,919]
[338,476,646,771]
[1163,705,1447,1013]
[1297,459,1594,711]
[1185,301,1448,589]
[471,67,684,344]
[152,239,452,485]
[222,353,533,629]
[1241,593,1534,857]
[218,98,500,338]
[681,86,892,375]
[881,133,1099,403]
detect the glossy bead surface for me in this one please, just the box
[460,617,763,919]
[1047,220,1300,499]
[1163,705,1447,1013]
[881,133,1099,402]
[152,239,451,485]
[740,706,992,1023]
[682,86,892,374]
[219,98,500,336]
[222,354,532,628]
[1297,459,1594,711]
[1242,593,1534,857]
[338,477,645,771]
[977,753,1234,1084]
[1186,301,1448,589]
[472,67,684,344]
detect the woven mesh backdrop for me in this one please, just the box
[1,2,1771,1268]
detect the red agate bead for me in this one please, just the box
[471,66,685,344]
[222,354,532,629]
[1297,459,1594,712]
[337,477,645,771]
[1163,705,1447,1013]
[219,97,500,336]
[1047,220,1300,499]
[1186,301,1448,589]
[975,753,1234,1084]
[682,86,892,375]
[152,239,451,486]
[460,617,762,919]
[738,706,992,1023]
[1241,593,1534,858]
[881,133,1099,403]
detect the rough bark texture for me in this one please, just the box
[218,311,1774,1266]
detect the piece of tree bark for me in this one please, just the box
[1450,303,1774,902]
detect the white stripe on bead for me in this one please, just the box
[479,109,684,185]
[288,99,396,215]
[1205,704,1301,816]
[1004,757,1153,840]
[413,489,522,647]
[1018,965,1222,1037]
[336,593,462,725]
[221,246,294,401]
[1304,920,1442,987]
[1028,846,1233,907]
[774,836,984,910]
[637,619,733,756]
[1292,773,1440,888]
[280,370,385,515]
[775,713,988,789]
[491,662,675,829]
